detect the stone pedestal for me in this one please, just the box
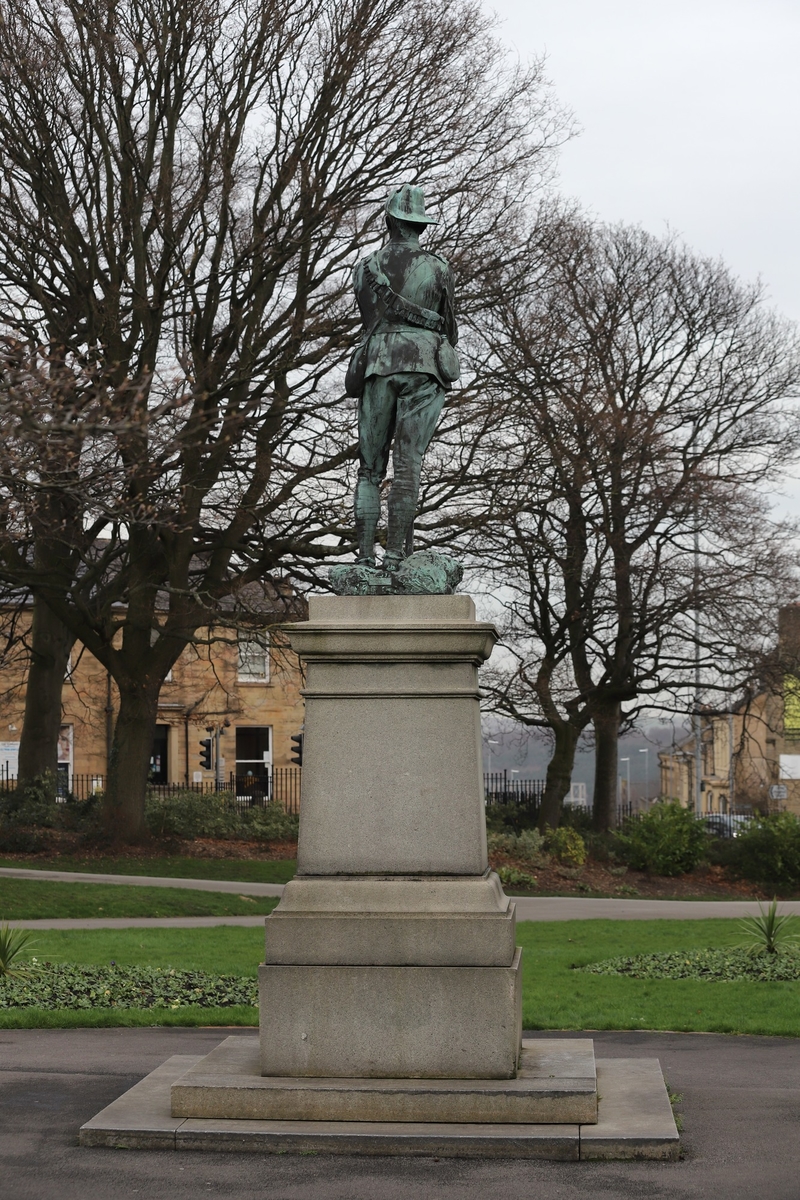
[258,594,522,1081]
[79,592,680,1159]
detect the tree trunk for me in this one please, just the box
[17,596,76,794]
[103,684,160,842]
[591,701,622,832]
[538,721,580,832]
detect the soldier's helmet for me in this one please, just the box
[385,184,438,225]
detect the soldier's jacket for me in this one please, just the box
[353,242,458,388]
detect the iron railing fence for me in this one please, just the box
[0,764,758,832]
[0,768,303,815]
[483,772,545,809]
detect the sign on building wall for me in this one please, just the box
[0,741,18,779]
[784,676,800,732]
[58,724,73,768]
[779,754,800,780]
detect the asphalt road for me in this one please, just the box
[2,1026,799,1200]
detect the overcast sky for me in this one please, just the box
[491,0,800,323]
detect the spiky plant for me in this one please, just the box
[739,900,799,956]
[0,922,39,978]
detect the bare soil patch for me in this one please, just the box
[0,834,298,864]
[2,836,791,898]
[488,851,776,900]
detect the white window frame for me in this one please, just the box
[237,634,270,683]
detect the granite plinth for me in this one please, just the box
[171,1036,596,1124]
[265,872,515,966]
[258,948,522,1079]
[288,595,495,877]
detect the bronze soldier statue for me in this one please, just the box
[345,184,459,574]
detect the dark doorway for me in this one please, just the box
[150,725,169,784]
[235,726,271,802]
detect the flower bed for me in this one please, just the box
[0,962,257,1009]
[581,947,800,982]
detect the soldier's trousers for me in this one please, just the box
[355,371,446,562]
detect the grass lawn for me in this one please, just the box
[518,919,800,1036]
[0,877,281,920]
[2,919,798,1035]
[0,855,297,884]
[0,925,263,1029]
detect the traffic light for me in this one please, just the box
[199,737,213,771]
[290,731,304,767]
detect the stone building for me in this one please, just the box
[658,603,800,818]
[0,611,305,795]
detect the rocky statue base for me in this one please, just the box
[329,549,463,596]
[80,595,679,1160]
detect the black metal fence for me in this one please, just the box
[483,772,545,809]
[0,768,303,815]
[0,765,757,834]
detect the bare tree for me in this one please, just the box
[430,214,800,829]
[0,0,567,838]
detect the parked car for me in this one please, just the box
[702,813,750,838]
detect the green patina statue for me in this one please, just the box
[331,184,463,596]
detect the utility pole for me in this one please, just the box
[693,521,702,815]
[214,725,223,791]
[728,708,735,812]
[620,756,630,808]
[639,747,649,803]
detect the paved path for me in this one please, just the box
[511,895,800,920]
[3,1027,800,1200]
[0,865,285,896]
[5,865,800,928]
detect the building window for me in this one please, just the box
[149,725,169,784]
[57,724,73,796]
[237,634,270,683]
[235,726,272,800]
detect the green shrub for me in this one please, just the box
[0,777,103,848]
[724,813,800,891]
[615,801,707,876]
[516,828,546,861]
[144,788,298,843]
[144,789,243,840]
[544,825,587,866]
[496,866,537,889]
[484,803,539,835]
[240,804,299,842]
[560,805,593,835]
[486,828,546,866]
[0,776,60,828]
[486,831,518,856]
[0,821,49,854]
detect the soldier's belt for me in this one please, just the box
[366,258,445,333]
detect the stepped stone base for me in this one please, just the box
[171,1036,597,1124]
[79,1047,679,1160]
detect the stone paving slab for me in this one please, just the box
[79,1047,678,1159]
[79,1055,203,1149]
[580,1059,680,1160]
